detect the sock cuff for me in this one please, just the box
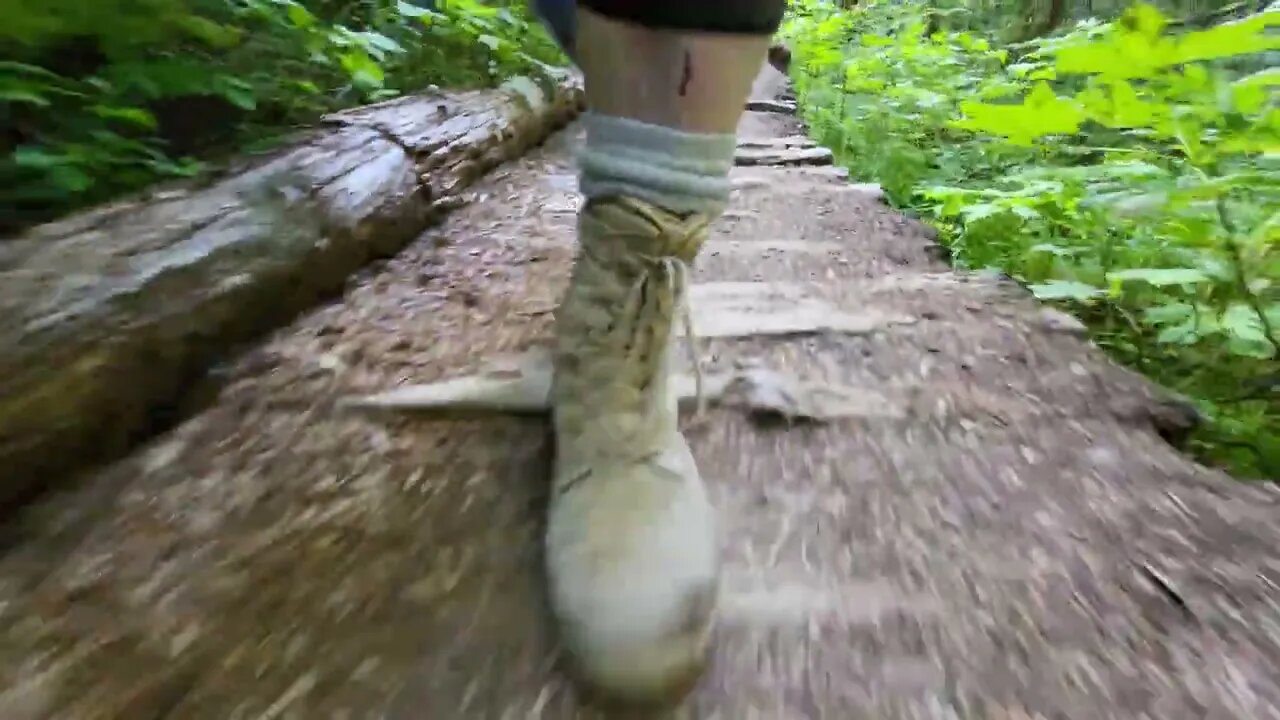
[582,112,737,164]
[578,112,737,214]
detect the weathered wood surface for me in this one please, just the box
[744,98,798,114]
[0,73,584,510]
[2,64,1279,719]
[734,145,833,167]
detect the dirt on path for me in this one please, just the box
[2,65,1280,719]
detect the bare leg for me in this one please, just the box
[542,1,783,707]
[577,9,771,134]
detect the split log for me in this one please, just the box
[0,72,584,511]
[734,145,834,167]
[736,135,817,150]
[745,99,798,114]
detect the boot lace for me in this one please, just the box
[558,200,709,455]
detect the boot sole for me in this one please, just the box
[569,641,711,712]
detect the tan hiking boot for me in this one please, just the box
[544,196,719,704]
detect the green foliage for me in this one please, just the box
[784,0,1279,478]
[1,0,568,231]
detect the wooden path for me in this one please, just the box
[2,65,1278,720]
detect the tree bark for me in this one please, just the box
[0,72,584,512]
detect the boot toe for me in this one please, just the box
[545,457,719,705]
[557,577,716,706]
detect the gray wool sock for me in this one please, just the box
[577,112,737,215]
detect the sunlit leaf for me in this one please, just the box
[1156,319,1201,345]
[0,89,50,106]
[1107,267,1210,286]
[217,78,257,110]
[1143,302,1194,325]
[340,50,385,88]
[91,105,158,129]
[954,82,1084,144]
[1222,303,1277,358]
[396,1,433,18]
[359,31,405,57]
[1029,280,1104,301]
[285,3,315,28]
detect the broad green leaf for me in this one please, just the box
[177,16,242,48]
[1052,6,1279,78]
[1232,68,1280,114]
[1029,280,1104,301]
[340,51,385,88]
[1024,160,1166,182]
[1089,79,1166,129]
[954,83,1084,144]
[1222,303,1277,358]
[358,31,405,57]
[1143,302,1193,325]
[12,146,65,169]
[1010,204,1040,220]
[286,3,316,28]
[1156,319,1202,345]
[0,89,49,106]
[396,1,433,18]
[960,202,1002,223]
[0,61,68,81]
[1106,268,1210,286]
[47,164,95,193]
[1122,3,1168,38]
[1028,243,1077,257]
[91,105,158,129]
[1169,11,1280,66]
[217,78,257,111]
[1264,303,1280,329]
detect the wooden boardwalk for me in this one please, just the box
[1,65,1278,720]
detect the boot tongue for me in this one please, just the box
[573,255,683,461]
[582,197,708,266]
[554,197,707,474]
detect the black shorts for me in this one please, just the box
[580,0,786,35]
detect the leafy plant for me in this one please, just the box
[783,0,1279,478]
[1,0,569,231]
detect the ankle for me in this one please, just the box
[577,196,713,268]
[578,113,736,217]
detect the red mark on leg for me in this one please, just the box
[678,50,693,96]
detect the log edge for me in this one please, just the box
[0,72,585,512]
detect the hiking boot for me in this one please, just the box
[544,195,719,704]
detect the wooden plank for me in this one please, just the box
[734,146,834,167]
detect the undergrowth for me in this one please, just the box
[1,0,567,233]
[782,0,1278,479]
